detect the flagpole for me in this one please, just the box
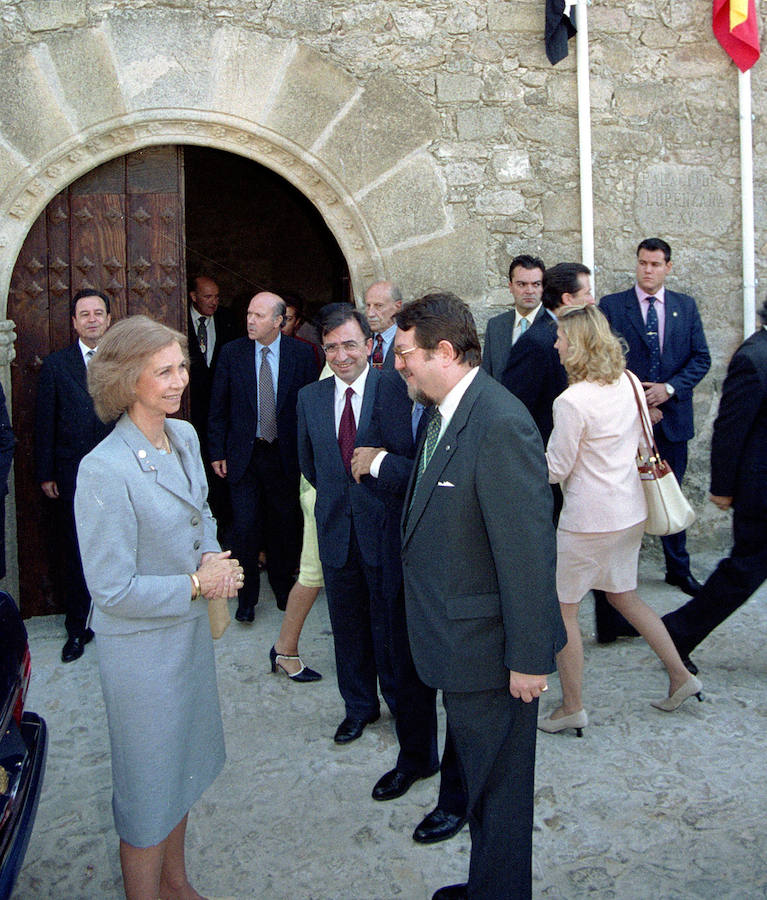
[738,67,756,339]
[575,0,595,290]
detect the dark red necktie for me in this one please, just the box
[338,387,356,473]
[371,334,384,368]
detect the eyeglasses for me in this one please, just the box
[322,340,366,356]
[392,346,418,360]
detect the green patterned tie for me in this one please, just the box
[411,409,442,500]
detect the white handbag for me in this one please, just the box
[627,372,696,537]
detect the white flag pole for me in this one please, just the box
[738,67,756,339]
[574,0,595,292]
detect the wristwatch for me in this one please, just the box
[665,383,675,397]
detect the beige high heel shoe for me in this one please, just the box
[650,675,703,711]
[537,709,588,737]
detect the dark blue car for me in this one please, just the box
[0,591,47,900]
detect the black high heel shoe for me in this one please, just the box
[269,645,322,682]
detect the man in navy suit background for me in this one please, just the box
[663,298,767,673]
[208,291,317,619]
[364,280,402,369]
[35,289,114,662]
[482,254,546,381]
[599,238,710,597]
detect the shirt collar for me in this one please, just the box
[256,331,281,354]
[334,363,369,399]
[635,285,666,304]
[437,366,479,429]
[78,339,97,362]
[514,303,541,325]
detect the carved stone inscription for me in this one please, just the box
[635,164,734,237]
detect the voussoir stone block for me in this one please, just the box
[0,45,74,161]
[356,153,448,248]
[105,8,221,109]
[44,28,126,129]
[264,45,359,149]
[211,30,291,123]
[318,74,441,196]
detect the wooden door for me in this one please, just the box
[7,146,185,617]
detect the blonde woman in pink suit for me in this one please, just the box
[539,305,702,735]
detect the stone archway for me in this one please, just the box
[0,14,490,595]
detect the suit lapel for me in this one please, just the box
[316,377,345,474]
[236,340,258,415]
[623,289,652,351]
[356,368,378,442]
[402,372,482,546]
[66,343,89,394]
[116,416,199,508]
[662,290,679,353]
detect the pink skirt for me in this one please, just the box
[555,521,645,605]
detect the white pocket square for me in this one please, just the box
[438,480,455,487]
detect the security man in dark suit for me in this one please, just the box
[482,254,547,380]
[35,289,113,662]
[599,238,711,597]
[364,280,402,369]
[663,299,767,674]
[395,292,566,900]
[187,275,236,521]
[208,291,317,619]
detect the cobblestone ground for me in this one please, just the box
[13,552,767,900]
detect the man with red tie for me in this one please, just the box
[297,305,442,815]
[364,280,402,369]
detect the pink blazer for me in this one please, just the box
[546,371,649,533]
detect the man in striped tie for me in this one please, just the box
[599,238,711,602]
[209,292,317,621]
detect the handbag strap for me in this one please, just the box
[625,370,661,462]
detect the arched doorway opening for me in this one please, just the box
[8,145,350,617]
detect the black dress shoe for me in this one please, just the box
[413,807,466,843]
[432,885,468,900]
[333,714,379,744]
[83,628,94,644]
[61,634,87,663]
[372,767,436,801]
[665,572,703,596]
[234,603,255,623]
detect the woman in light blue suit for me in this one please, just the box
[75,316,243,900]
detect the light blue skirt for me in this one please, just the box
[96,614,225,847]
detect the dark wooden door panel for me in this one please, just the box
[8,147,185,617]
[70,193,128,320]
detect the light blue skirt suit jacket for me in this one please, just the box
[75,414,226,847]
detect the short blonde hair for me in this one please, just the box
[88,315,188,422]
[557,304,626,385]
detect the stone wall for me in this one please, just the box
[1,0,765,557]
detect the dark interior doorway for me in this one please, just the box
[184,147,351,330]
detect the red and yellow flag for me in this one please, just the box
[713,0,761,72]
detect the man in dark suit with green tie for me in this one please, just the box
[395,292,566,900]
